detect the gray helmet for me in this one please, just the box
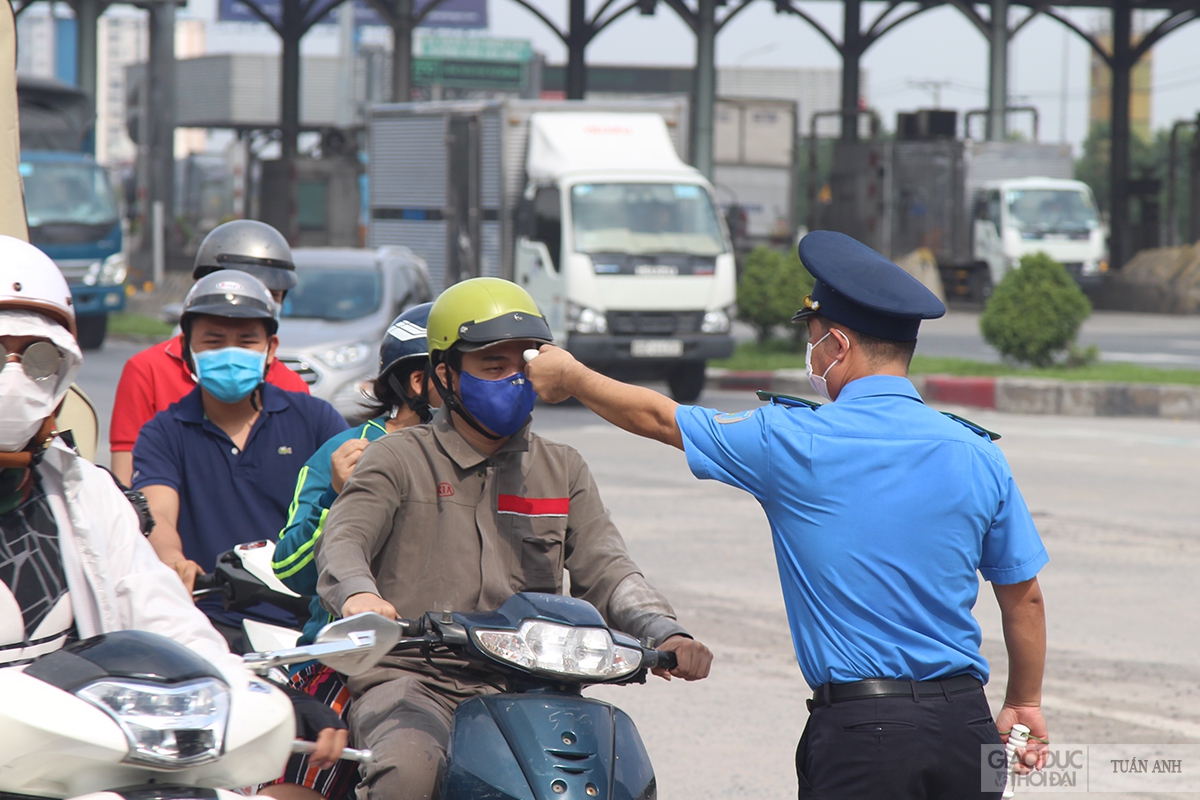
[193,220,298,292]
[181,269,279,337]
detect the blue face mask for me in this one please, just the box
[458,370,536,437]
[192,347,267,404]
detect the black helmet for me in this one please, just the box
[377,303,433,422]
[380,303,432,381]
[181,269,279,337]
[193,220,297,292]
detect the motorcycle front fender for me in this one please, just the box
[441,693,656,800]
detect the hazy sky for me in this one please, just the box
[192,0,1200,154]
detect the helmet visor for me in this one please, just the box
[456,311,552,351]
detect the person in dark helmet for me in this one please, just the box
[265,303,441,800]
[192,218,299,299]
[132,270,346,646]
[109,219,308,486]
[316,277,713,800]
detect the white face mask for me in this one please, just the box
[0,366,58,452]
[805,329,846,402]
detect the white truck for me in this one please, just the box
[972,176,1107,290]
[880,137,1107,301]
[368,99,736,401]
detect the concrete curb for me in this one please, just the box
[706,369,1200,421]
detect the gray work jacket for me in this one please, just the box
[315,407,688,646]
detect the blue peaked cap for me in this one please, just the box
[791,231,946,342]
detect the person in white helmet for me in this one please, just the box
[0,236,348,788]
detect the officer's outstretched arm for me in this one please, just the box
[526,345,683,449]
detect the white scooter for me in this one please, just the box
[0,612,397,800]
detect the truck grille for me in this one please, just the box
[52,258,96,285]
[608,311,703,336]
[278,357,320,386]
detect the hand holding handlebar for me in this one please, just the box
[651,635,713,682]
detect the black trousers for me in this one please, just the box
[796,685,1004,800]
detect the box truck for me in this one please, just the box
[368,99,736,401]
[819,112,1107,302]
[888,136,1106,300]
[19,76,126,349]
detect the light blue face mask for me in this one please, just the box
[458,370,536,437]
[192,347,267,404]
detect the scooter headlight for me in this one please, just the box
[76,678,230,768]
[474,620,642,680]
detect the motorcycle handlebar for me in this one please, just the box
[644,649,677,672]
[191,572,219,593]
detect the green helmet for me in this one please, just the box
[427,278,552,363]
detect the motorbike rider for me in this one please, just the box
[266,302,441,800]
[315,277,714,800]
[109,219,310,486]
[0,235,348,776]
[133,270,347,649]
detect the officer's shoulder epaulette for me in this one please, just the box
[942,411,1001,441]
[756,390,822,410]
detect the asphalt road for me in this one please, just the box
[77,342,1200,799]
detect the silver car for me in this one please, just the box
[275,246,431,419]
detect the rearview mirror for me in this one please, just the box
[313,612,401,676]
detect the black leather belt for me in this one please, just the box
[808,674,982,710]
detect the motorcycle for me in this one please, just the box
[390,591,678,800]
[193,543,681,800]
[0,612,396,800]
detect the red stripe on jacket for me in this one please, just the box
[497,494,570,517]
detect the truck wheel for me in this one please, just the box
[667,361,706,403]
[76,314,108,350]
[968,270,993,305]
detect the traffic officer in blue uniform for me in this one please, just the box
[526,230,1049,799]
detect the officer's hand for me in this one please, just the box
[173,559,205,595]
[341,592,399,621]
[997,704,1049,773]
[652,635,713,682]
[308,726,350,771]
[524,344,581,404]
[330,438,370,494]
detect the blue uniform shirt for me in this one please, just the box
[676,375,1047,689]
[273,416,390,645]
[133,383,348,629]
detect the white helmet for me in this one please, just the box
[0,235,76,334]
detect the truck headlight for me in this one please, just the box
[1081,259,1101,277]
[567,302,607,335]
[474,620,641,680]
[701,307,732,334]
[86,253,128,286]
[317,342,371,370]
[100,252,128,285]
[77,678,230,768]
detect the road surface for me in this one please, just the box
[76,342,1200,798]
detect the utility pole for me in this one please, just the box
[693,0,716,178]
[135,0,177,270]
[986,0,1008,140]
[840,0,861,142]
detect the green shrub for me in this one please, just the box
[736,246,814,344]
[979,252,1092,367]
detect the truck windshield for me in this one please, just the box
[282,267,382,321]
[1006,189,1098,236]
[21,161,118,227]
[571,183,726,257]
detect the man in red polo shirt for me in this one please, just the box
[110,220,310,485]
